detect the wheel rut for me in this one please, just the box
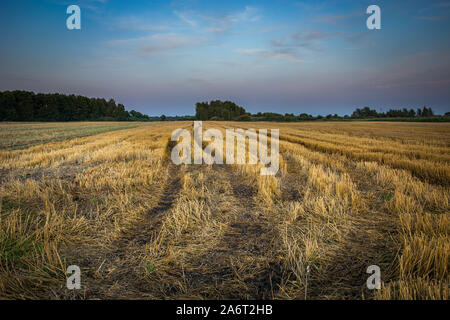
[163,164,284,299]
[77,162,183,299]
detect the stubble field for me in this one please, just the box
[0,121,448,300]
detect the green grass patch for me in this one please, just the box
[0,232,39,262]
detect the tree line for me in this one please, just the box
[0,90,150,122]
[0,91,447,122]
[194,101,445,122]
[351,106,435,119]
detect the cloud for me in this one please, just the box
[139,35,197,53]
[185,77,209,84]
[313,12,363,26]
[232,6,262,22]
[173,6,262,34]
[113,16,169,31]
[258,25,285,33]
[55,0,107,12]
[174,11,198,27]
[416,15,445,21]
[202,15,233,34]
[291,30,330,41]
[108,33,203,55]
[345,31,371,44]
[207,27,227,34]
[415,1,450,21]
[371,63,450,90]
[270,30,340,52]
[236,49,305,63]
[435,1,450,7]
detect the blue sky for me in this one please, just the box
[1,0,449,116]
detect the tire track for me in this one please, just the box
[278,148,399,299]
[74,161,183,299]
[168,164,284,299]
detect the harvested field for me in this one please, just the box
[0,121,448,300]
[0,122,138,150]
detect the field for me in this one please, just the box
[0,121,448,300]
[0,122,138,150]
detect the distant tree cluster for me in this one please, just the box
[195,101,247,121]
[194,101,442,122]
[351,106,435,119]
[251,112,303,122]
[160,115,196,121]
[0,90,150,122]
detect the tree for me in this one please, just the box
[0,90,151,122]
[0,91,18,121]
[195,100,246,121]
[422,106,434,117]
[352,106,378,118]
[16,91,34,121]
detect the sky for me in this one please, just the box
[0,0,449,116]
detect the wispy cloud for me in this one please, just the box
[416,1,450,21]
[173,6,262,34]
[174,10,198,27]
[313,11,363,26]
[236,49,305,63]
[435,1,450,7]
[370,62,450,90]
[113,16,169,31]
[233,6,262,22]
[258,25,286,33]
[54,0,108,12]
[345,31,371,44]
[108,33,204,55]
[270,30,340,52]
[416,15,446,21]
[139,34,201,54]
[292,30,331,41]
